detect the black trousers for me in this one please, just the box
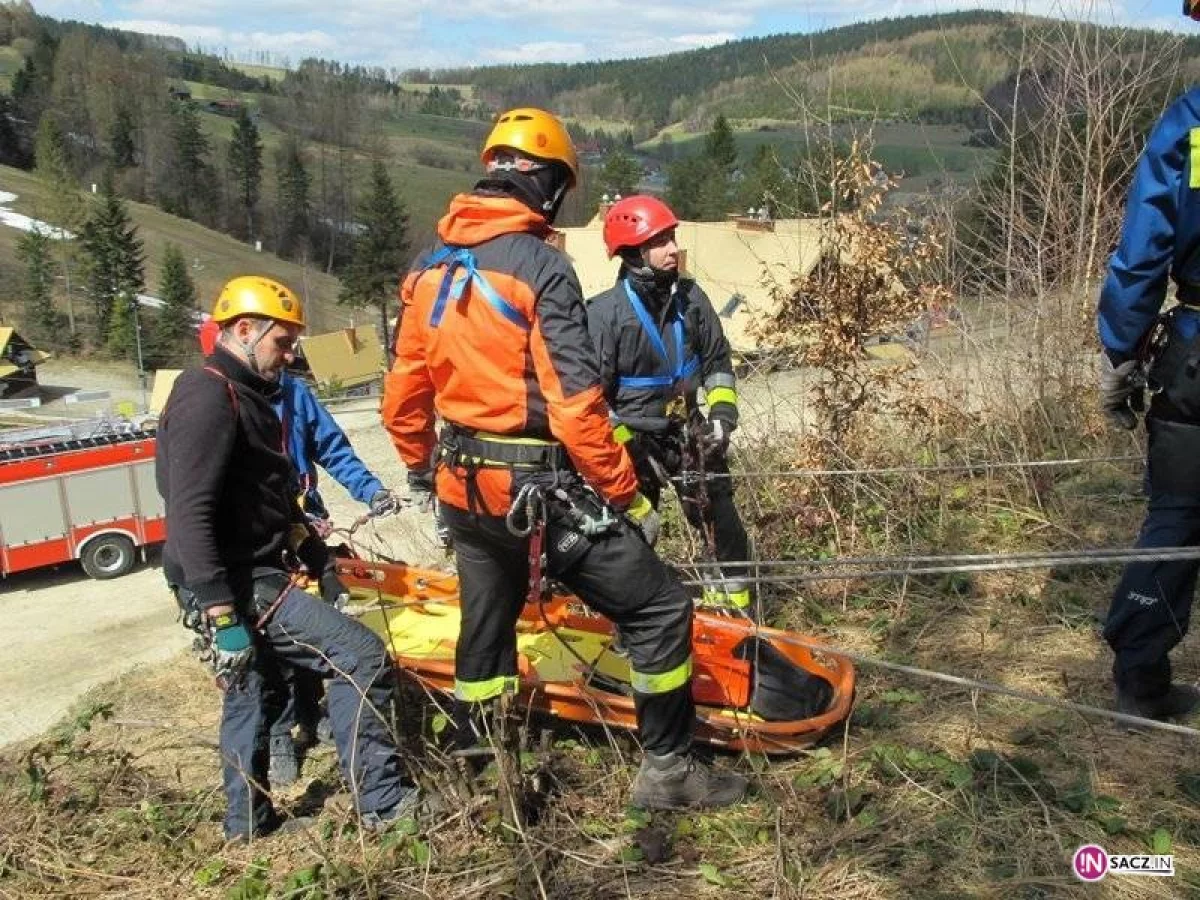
[440,498,696,756]
[1104,416,1200,698]
[632,433,752,585]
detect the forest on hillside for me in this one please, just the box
[414,10,1200,137]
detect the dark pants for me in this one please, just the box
[440,499,696,756]
[634,434,752,586]
[1104,491,1200,698]
[270,668,324,744]
[220,578,407,838]
[1104,416,1200,698]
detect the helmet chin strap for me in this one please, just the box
[223,319,275,376]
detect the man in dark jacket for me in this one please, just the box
[382,109,746,810]
[587,195,755,618]
[198,321,402,784]
[158,276,413,840]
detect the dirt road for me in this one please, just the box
[0,400,444,750]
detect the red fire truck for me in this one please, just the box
[0,423,164,579]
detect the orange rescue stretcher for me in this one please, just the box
[335,556,856,754]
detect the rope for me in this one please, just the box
[681,545,1200,587]
[684,545,1200,571]
[666,453,1142,482]
[764,629,1200,738]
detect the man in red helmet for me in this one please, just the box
[383,109,747,809]
[588,195,755,618]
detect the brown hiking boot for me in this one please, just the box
[631,752,748,810]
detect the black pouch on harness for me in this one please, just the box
[544,484,619,573]
[1147,417,1200,494]
[1148,328,1200,419]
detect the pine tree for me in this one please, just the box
[79,174,145,353]
[15,226,58,342]
[338,160,409,349]
[599,148,642,197]
[110,106,136,169]
[34,115,85,335]
[275,136,311,260]
[147,243,196,367]
[227,106,262,241]
[158,101,213,221]
[704,114,738,174]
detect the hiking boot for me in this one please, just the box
[224,811,314,843]
[1116,683,1200,723]
[269,735,299,787]
[631,752,748,810]
[359,786,425,833]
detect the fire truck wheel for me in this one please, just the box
[80,534,137,580]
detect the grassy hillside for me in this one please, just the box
[645,122,993,180]
[0,165,358,334]
[435,11,1200,128]
[187,102,476,246]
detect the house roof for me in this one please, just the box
[298,325,384,389]
[555,216,828,354]
[0,327,51,379]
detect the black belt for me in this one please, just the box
[439,427,569,470]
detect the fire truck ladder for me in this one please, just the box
[0,426,156,462]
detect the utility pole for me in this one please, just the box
[129,292,147,412]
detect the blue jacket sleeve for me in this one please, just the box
[1097,92,1200,358]
[291,380,384,506]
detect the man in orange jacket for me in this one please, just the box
[382,108,746,809]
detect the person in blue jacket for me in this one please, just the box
[1097,34,1200,723]
[199,320,401,781]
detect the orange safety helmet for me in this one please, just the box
[198,318,220,355]
[482,108,579,187]
[603,195,679,258]
[211,276,306,328]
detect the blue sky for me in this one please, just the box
[31,1,1196,71]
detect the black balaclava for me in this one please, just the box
[475,152,572,225]
[620,244,678,309]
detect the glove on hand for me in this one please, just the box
[698,417,731,457]
[209,614,254,688]
[1099,354,1143,431]
[368,488,403,518]
[407,470,435,513]
[319,569,351,611]
[307,514,334,539]
[625,493,661,547]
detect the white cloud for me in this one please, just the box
[484,41,590,63]
[37,0,1190,71]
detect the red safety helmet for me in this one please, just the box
[199,318,220,355]
[603,195,679,258]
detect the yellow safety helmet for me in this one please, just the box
[212,276,305,328]
[482,108,579,187]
